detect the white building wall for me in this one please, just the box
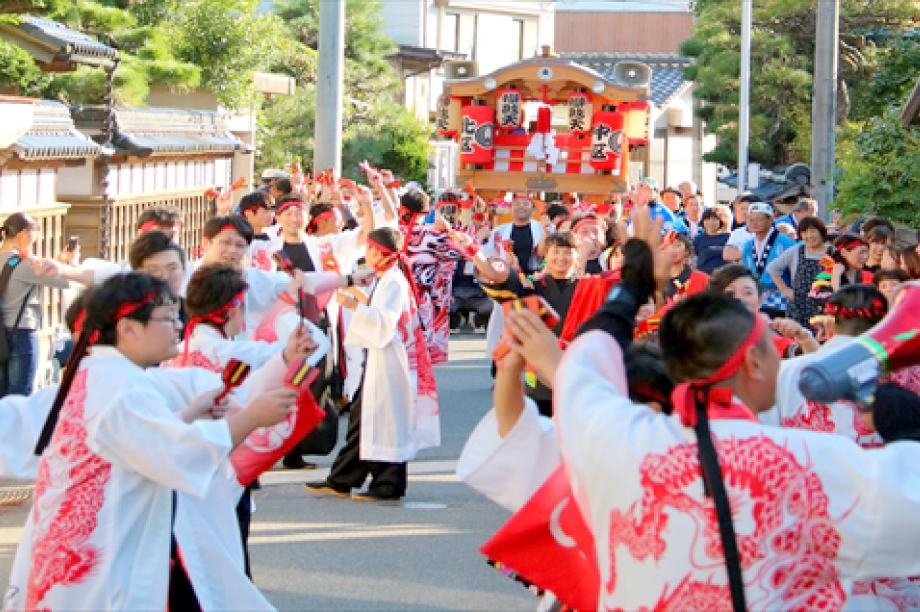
[380,0,424,47]
[0,168,58,210]
[101,159,231,198]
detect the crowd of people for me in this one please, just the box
[2,163,920,610]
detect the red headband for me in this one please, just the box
[838,238,867,252]
[312,210,338,224]
[276,201,304,216]
[184,290,246,358]
[114,292,159,322]
[572,216,598,234]
[308,209,340,234]
[698,314,766,385]
[673,314,766,427]
[369,237,421,308]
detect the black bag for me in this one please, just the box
[0,255,32,364]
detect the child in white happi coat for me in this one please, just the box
[306,227,439,501]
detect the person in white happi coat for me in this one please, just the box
[544,228,920,611]
[766,284,891,441]
[300,194,375,405]
[5,273,298,611]
[306,228,440,501]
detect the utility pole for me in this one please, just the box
[314,0,345,176]
[811,0,839,219]
[737,0,752,194]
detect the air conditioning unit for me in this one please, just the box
[445,61,479,80]
[611,62,652,89]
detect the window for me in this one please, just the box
[510,19,524,62]
[442,12,476,59]
[510,19,538,62]
[522,20,539,59]
[458,13,477,60]
[442,12,459,52]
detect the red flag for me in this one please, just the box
[480,467,600,610]
[558,273,619,345]
[229,359,324,485]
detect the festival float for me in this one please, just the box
[435,46,651,221]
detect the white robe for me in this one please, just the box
[0,366,276,611]
[169,324,285,372]
[247,226,283,271]
[457,397,560,513]
[767,334,884,448]
[770,335,920,611]
[556,330,920,611]
[346,268,439,462]
[5,347,233,611]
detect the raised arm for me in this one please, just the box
[447,228,510,285]
[368,169,398,224]
[354,184,376,247]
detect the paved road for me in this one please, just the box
[0,333,536,610]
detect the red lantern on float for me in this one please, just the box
[536,105,552,134]
[590,105,624,171]
[437,95,462,139]
[568,89,593,136]
[496,89,523,131]
[460,102,495,165]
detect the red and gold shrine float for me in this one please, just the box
[437,46,651,206]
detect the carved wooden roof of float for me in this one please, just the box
[443,51,650,102]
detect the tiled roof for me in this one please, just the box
[11,100,106,161]
[71,106,245,158]
[561,53,692,108]
[13,17,118,67]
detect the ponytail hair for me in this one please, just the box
[367,227,417,302]
[0,213,37,242]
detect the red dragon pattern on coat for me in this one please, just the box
[605,435,847,611]
[27,370,112,610]
[405,225,462,366]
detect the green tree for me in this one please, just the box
[682,0,920,169]
[835,40,920,224]
[257,0,431,184]
[167,0,285,109]
[835,111,920,225]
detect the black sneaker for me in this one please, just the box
[282,455,317,470]
[304,481,350,497]
[353,486,403,502]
